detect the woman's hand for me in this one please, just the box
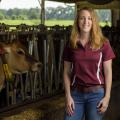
[97,96,110,114]
[65,95,75,116]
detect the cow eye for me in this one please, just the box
[17,49,25,55]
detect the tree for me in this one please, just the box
[11,15,16,20]
[0,13,4,20]
[28,8,39,19]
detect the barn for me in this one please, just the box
[0,0,120,120]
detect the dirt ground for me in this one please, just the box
[104,84,120,120]
[1,82,120,120]
[0,94,65,120]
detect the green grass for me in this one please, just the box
[0,19,111,27]
[45,20,74,26]
[0,19,74,26]
[0,19,41,25]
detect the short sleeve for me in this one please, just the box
[62,45,72,62]
[102,40,116,61]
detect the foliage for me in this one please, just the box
[95,9,111,22]
[0,12,4,20]
[45,6,75,20]
[0,7,111,22]
[0,8,40,20]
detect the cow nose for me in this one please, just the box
[36,62,42,68]
[32,62,42,71]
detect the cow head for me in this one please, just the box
[1,40,42,74]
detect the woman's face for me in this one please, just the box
[78,10,92,34]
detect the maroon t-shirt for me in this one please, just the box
[63,40,115,87]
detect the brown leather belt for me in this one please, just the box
[72,85,104,93]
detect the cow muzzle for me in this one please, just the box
[31,62,42,72]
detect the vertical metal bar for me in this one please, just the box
[47,33,55,94]
[33,33,41,97]
[43,39,47,93]
[58,38,64,90]
[51,38,57,92]
[20,74,25,101]
[6,82,10,106]
[33,34,39,61]
[33,72,37,99]
[25,72,29,99]
[29,72,34,99]
[38,70,42,95]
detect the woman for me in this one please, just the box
[63,7,115,120]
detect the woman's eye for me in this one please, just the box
[88,17,92,20]
[80,17,84,20]
[79,17,92,21]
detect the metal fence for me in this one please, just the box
[0,23,72,112]
[0,23,119,113]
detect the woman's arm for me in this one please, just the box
[64,61,71,98]
[63,61,75,115]
[97,59,112,113]
[103,59,112,99]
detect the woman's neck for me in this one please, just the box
[78,33,90,46]
[79,32,90,42]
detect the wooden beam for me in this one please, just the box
[76,0,120,9]
[38,0,45,24]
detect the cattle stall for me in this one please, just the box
[0,23,71,113]
[0,23,119,114]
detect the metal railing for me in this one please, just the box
[0,23,72,112]
[0,23,119,113]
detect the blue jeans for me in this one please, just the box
[64,88,104,120]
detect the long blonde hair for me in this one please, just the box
[70,7,106,49]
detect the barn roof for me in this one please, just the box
[45,0,120,9]
[46,0,119,4]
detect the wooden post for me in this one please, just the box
[112,9,120,27]
[38,0,45,25]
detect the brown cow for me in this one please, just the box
[0,40,42,91]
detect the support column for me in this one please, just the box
[112,9,120,27]
[41,0,45,24]
[38,0,45,25]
